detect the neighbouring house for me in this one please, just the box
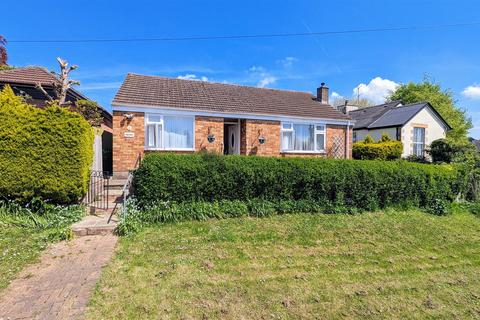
[111,73,353,174]
[0,67,113,173]
[345,100,451,158]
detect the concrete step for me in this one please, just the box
[108,179,128,187]
[72,213,119,237]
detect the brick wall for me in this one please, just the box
[112,111,145,173]
[240,119,281,156]
[195,116,224,153]
[326,124,353,159]
[112,112,353,173]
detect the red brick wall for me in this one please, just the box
[112,111,145,173]
[326,124,353,159]
[195,116,224,153]
[240,119,281,156]
[112,112,353,173]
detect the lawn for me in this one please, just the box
[88,209,480,319]
[0,203,84,291]
[0,226,51,290]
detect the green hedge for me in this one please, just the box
[352,140,403,160]
[133,153,464,211]
[0,86,94,204]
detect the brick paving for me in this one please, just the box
[0,235,117,320]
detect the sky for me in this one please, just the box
[3,0,480,137]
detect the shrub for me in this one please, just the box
[352,140,403,160]
[133,153,464,211]
[0,86,94,204]
[116,198,360,233]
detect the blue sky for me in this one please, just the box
[3,0,480,137]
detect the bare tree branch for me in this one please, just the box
[35,83,54,101]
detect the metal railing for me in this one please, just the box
[84,171,110,212]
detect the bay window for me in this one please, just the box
[281,122,325,152]
[145,114,194,150]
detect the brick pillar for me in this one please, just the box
[195,116,224,153]
[112,111,145,174]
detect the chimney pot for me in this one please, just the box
[317,83,329,104]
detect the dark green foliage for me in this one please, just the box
[0,86,94,204]
[74,99,103,127]
[429,139,455,163]
[133,153,463,211]
[352,141,403,160]
[426,199,450,216]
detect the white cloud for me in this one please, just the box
[353,77,399,104]
[177,74,208,81]
[258,76,277,88]
[247,65,277,88]
[462,85,480,99]
[331,91,343,100]
[277,57,298,68]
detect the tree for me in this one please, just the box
[75,100,103,127]
[0,36,7,66]
[36,57,80,106]
[388,78,472,144]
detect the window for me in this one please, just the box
[145,114,194,150]
[413,127,425,156]
[281,122,325,152]
[353,132,357,143]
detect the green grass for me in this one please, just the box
[0,202,85,291]
[0,226,52,290]
[88,210,480,319]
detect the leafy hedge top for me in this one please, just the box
[133,153,464,211]
[0,86,94,204]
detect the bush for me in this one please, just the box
[116,198,360,234]
[133,153,464,211]
[0,86,94,204]
[352,140,403,160]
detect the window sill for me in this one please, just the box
[280,150,326,154]
[145,148,195,152]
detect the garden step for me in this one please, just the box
[71,213,118,236]
[108,179,128,187]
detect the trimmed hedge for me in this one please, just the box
[352,140,403,160]
[133,153,464,211]
[0,86,94,204]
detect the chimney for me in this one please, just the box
[317,82,329,104]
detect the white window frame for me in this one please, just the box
[145,114,195,151]
[413,127,426,157]
[280,121,326,153]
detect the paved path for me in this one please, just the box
[0,235,117,320]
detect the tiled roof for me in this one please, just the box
[349,101,450,130]
[0,67,60,86]
[349,101,402,129]
[368,103,427,129]
[112,73,351,120]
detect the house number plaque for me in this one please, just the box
[124,131,135,138]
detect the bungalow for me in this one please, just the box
[0,67,113,173]
[345,100,451,157]
[112,74,353,174]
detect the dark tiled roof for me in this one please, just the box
[349,101,402,129]
[368,103,427,129]
[0,67,60,86]
[112,73,351,120]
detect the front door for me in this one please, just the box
[227,124,240,154]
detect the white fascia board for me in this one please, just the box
[113,104,354,126]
